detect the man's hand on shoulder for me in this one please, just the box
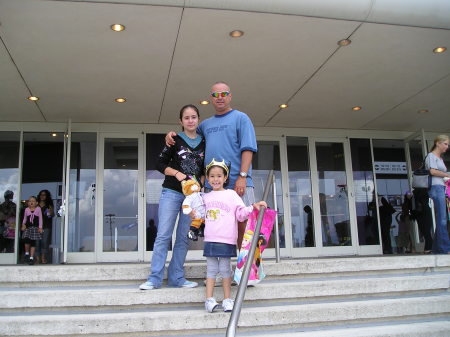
[165,131,177,146]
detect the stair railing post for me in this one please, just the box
[272,173,280,263]
[226,170,274,337]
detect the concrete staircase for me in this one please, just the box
[1,255,450,337]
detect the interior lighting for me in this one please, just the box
[229,30,244,38]
[418,109,429,114]
[279,104,288,109]
[111,24,125,32]
[28,96,39,101]
[352,106,362,111]
[338,39,351,46]
[51,133,57,137]
[433,47,447,53]
[115,98,126,103]
[200,100,209,105]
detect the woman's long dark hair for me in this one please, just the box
[37,189,54,209]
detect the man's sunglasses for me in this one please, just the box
[210,91,230,98]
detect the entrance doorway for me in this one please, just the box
[96,134,144,262]
[310,138,358,255]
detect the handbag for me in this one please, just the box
[411,154,431,189]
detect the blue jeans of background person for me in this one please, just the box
[147,188,190,287]
[429,185,450,254]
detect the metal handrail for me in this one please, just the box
[272,173,280,263]
[226,170,274,337]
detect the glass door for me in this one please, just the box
[252,137,287,259]
[310,138,358,255]
[97,134,144,262]
[0,132,21,264]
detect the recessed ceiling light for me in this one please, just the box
[51,133,57,137]
[417,109,429,114]
[200,100,209,105]
[279,104,288,109]
[115,98,126,103]
[111,24,125,32]
[433,46,446,53]
[352,106,362,111]
[27,96,39,101]
[338,39,351,46]
[229,30,244,38]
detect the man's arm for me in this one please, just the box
[234,150,253,196]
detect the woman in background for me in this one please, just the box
[425,134,450,254]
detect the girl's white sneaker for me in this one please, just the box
[222,298,234,312]
[205,297,219,313]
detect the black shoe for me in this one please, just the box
[28,257,35,265]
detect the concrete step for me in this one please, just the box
[163,319,450,337]
[1,293,449,336]
[1,273,449,311]
[2,255,450,286]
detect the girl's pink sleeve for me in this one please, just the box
[236,205,253,222]
[22,208,29,225]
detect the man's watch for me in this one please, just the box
[239,171,248,178]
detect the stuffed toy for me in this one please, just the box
[181,179,205,241]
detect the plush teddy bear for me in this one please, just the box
[181,179,205,241]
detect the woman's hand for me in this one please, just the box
[21,224,26,231]
[175,171,187,181]
[252,201,268,210]
[38,228,43,233]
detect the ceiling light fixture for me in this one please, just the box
[417,109,429,114]
[229,30,244,38]
[51,133,57,137]
[111,24,125,32]
[433,46,447,53]
[352,106,362,111]
[200,100,209,105]
[279,104,288,109]
[27,96,39,101]
[338,39,351,46]
[115,98,126,103]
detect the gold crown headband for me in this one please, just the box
[206,158,229,176]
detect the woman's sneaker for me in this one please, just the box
[139,281,156,290]
[222,298,234,312]
[181,280,198,288]
[205,297,219,313]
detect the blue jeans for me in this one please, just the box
[148,188,190,287]
[429,185,450,254]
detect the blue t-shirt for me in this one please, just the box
[178,132,202,149]
[198,109,257,189]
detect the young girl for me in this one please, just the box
[21,196,43,265]
[202,159,267,313]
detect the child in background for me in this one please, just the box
[201,159,267,313]
[21,196,43,265]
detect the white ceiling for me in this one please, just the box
[0,0,449,132]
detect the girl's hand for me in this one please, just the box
[252,201,268,210]
[21,224,26,231]
[38,228,43,233]
[189,210,196,219]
